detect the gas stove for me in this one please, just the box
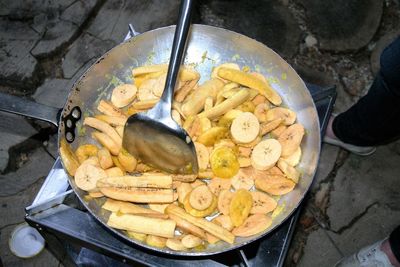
[25,26,336,267]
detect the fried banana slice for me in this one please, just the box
[210,146,240,178]
[278,123,305,157]
[229,189,253,227]
[232,214,272,237]
[255,175,296,196]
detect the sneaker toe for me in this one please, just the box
[323,136,376,156]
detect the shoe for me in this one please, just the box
[323,114,376,156]
[334,240,394,267]
[323,135,376,156]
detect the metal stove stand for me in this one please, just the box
[25,82,335,267]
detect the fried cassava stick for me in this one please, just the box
[97,174,173,189]
[165,204,235,244]
[108,212,175,238]
[102,198,167,219]
[100,187,174,203]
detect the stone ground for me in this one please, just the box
[0,0,400,266]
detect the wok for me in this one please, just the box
[0,24,320,256]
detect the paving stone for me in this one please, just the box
[87,0,180,43]
[0,0,75,18]
[298,204,400,266]
[292,63,336,87]
[311,144,339,189]
[336,59,373,98]
[297,228,342,267]
[43,134,58,159]
[314,182,330,212]
[31,20,79,58]
[199,0,301,58]
[0,177,44,228]
[327,141,400,231]
[296,0,383,51]
[36,52,97,103]
[0,147,54,197]
[29,0,100,58]
[32,79,73,108]
[329,203,400,257]
[0,112,38,173]
[1,0,93,80]
[31,13,49,34]
[62,33,115,79]
[0,224,60,267]
[370,30,400,76]
[60,0,99,26]
[71,58,98,82]
[0,19,40,89]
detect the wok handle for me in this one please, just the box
[154,0,193,116]
[0,92,60,127]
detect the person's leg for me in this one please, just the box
[331,36,400,146]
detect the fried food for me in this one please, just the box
[217,67,282,105]
[277,159,300,183]
[75,62,309,251]
[250,191,277,214]
[181,234,203,248]
[108,212,176,238]
[230,112,260,144]
[251,139,282,170]
[281,146,302,167]
[166,238,187,251]
[177,182,193,204]
[232,214,272,237]
[188,185,214,210]
[183,193,217,218]
[165,204,235,244]
[74,163,107,191]
[255,175,296,196]
[146,235,167,248]
[229,189,253,227]
[75,144,98,164]
[278,123,305,157]
[194,142,209,170]
[210,146,240,178]
[59,139,80,176]
[207,177,231,196]
[217,189,234,215]
[266,107,296,125]
[111,84,137,108]
[117,149,137,172]
[98,147,113,169]
[197,127,228,147]
[198,89,250,120]
[231,168,255,190]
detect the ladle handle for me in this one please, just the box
[158,0,193,115]
[0,92,60,126]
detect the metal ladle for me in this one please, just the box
[122,0,198,174]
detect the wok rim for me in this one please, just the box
[57,24,321,256]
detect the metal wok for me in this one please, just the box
[0,24,320,256]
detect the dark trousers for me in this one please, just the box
[333,36,400,146]
[332,37,400,259]
[390,225,400,262]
